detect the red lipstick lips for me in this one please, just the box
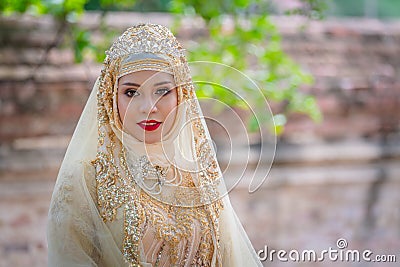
[137,120,162,131]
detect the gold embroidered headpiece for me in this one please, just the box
[105,23,185,62]
[102,23,193,103]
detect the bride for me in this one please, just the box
[47,23,262,267]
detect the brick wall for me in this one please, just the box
[278,17,400,142]
[1,14,400,145]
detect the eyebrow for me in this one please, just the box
[121,82,140,87]
[154,81,172,86]
[121,81,172,87]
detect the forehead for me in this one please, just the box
[118,70,175,85]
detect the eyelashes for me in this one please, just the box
[123,88,172,97]
[156,88,171,95]
[124,89,139,97]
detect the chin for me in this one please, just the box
[143,139,160,144]
[142,135,161,144]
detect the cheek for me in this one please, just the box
[117,96,128,121]
[162,95,178,118]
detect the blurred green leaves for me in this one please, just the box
[72,26,91,62]
[1,0,87,20]
[171,0,322,133]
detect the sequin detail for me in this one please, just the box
[105,23,185,62]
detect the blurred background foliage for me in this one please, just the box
[2,0,398,134]
[329,0,400,18]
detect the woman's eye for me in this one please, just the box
[156,88,171,95]
[125,89,139,97]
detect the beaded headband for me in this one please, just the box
[117,56,173,79]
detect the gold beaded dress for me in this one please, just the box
[47,23,262,267]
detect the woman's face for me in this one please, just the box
[117,70,178,144]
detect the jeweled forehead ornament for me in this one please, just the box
[105,23,186,62]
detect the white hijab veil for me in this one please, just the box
[47,23,262,267]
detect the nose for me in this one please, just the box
[139,96,158,114]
